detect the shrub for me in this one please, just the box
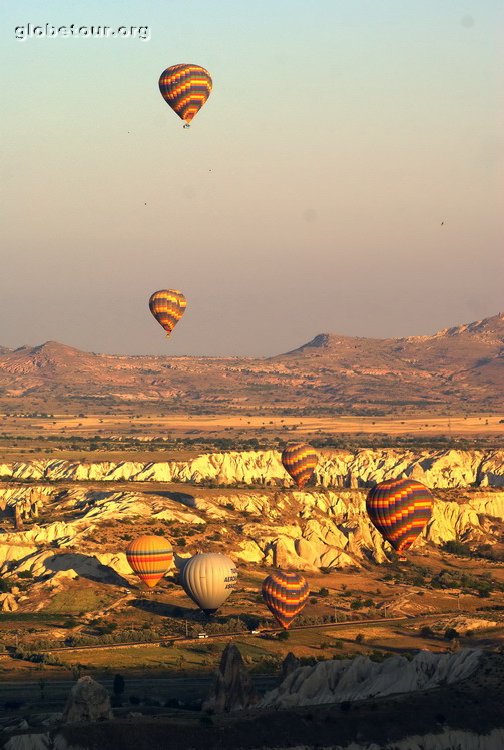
[444,628,459,641]
[113,674,125,697]
[442,541,471,557]
[420,626,435,638]
[277,631,290,641]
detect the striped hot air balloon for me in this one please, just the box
[126,535,173,588]
[281,443,318,489]
[158,64,212,126]
[366,478,434,555]
[262,571,309,629]
[149,289,187,338]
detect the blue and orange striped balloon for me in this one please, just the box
[281,443,318,489]
[366,478,434,555]
[126,535,173,588]
[158,64,212,125]
[262,571,309,629]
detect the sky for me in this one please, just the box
[1,0,503,356]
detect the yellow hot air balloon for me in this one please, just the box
[149,289,187,338]
[126,535,173,588]
[158,64,212,127]
[281,443,318,488]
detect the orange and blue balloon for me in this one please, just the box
[149,289,187,338]
[281,443,318,489]
[262,571,309,629]
[159,64,212,125]
[366,478,434,554]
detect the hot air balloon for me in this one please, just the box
[262,571,309,629]
[126,535,173,588]
[159,64,212,126]
[281,443,318,488]
[149,289,186,337]
[180,553,237,615]
[366,478,434,555]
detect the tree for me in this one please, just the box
[444,628,459,641]
[113,674,125,700]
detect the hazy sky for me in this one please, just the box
[1,1,503,356]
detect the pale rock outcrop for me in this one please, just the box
[0,543,38,570]
[0,523,77,548]
[261,649,481,708]
[202,643,258,712]
[235,539,264,563]
[281,652,301,681]
[61,675,113,724]
[0,592,18,611]
[3,735,52,750]
[3,550,129,585]
[431,616,498,634]
[272,537,319,572]
[0,448,503,487]
[249,729,504,750]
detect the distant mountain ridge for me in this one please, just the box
[0,313,502,414]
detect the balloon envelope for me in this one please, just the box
[149,289,186,337]
[126,535,173,588]
[281,443,318,488]
[180,553,237,615]
[262,571,309,629]
[159,64,212,124]
[366,478,434,554]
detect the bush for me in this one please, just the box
[444,628,459,641]
[355,633,365,644]
[442,541,471,557]
[277,631,290,641]
[420,626,435,638]
[113,674,125,697]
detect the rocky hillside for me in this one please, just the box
[1,449,504,607]
[260,649,481,707]
[1,448,503,487]
[0,313,502,414]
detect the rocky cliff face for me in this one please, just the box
[61,676,112,724]
[202,643,258,713]
[260,649,481,708]
[250,730,504,750]
[1,481,503,592]
[0,448,503,488]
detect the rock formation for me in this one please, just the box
[202,643,258,713]
[281,652,301,682]
[0,448,503,487]
[61,675,113,724]
[260,649,481,708]
[4,735,52,750]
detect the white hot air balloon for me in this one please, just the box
[180,553,237,615]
